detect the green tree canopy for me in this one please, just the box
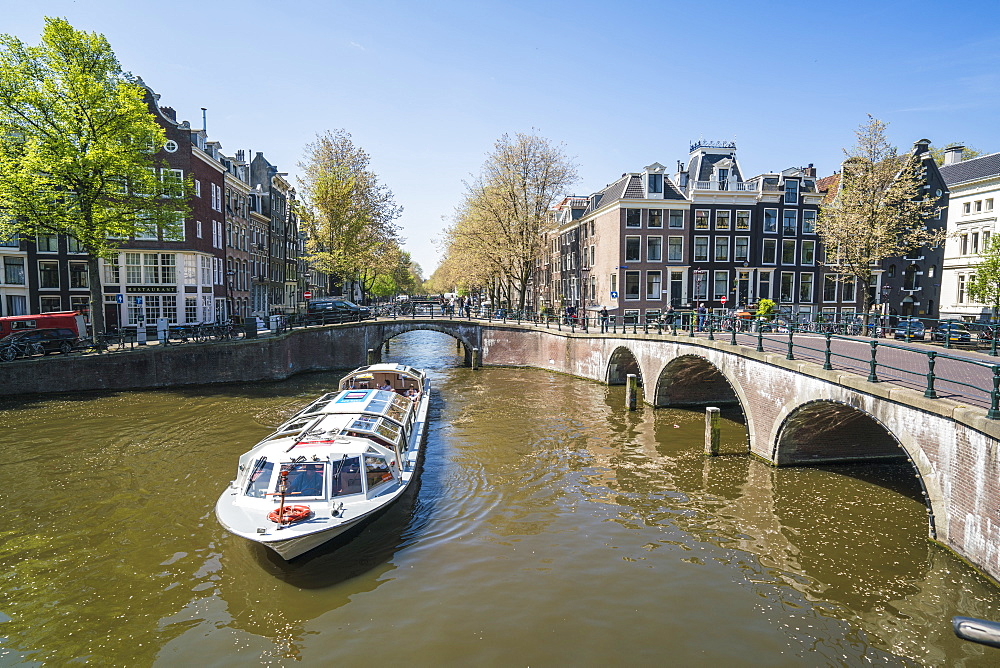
[968,235,1000,319]
[0,17,186,335]
[438,132,577,311]
[297,129,402,302]
[817,116,943,322]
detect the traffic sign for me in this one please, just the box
[720,297,728,304]
[135,296,143,306]
[303,291,312,300]
[610,291,618,299]
[115,294,124,304]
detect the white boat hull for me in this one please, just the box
[216,376,430,561]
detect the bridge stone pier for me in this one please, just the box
[476,323,1000,585]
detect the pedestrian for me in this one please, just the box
[665,305,676,328]
[599,306,609,333]
[697,303,707,332]
[464,301,472,319]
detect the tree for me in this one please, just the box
[0,17,187,336]
[455,132,577,311]
[297,130,402,302]
[359,244,417,298]
[817,116,943,325]
[968,235,1000,320]
[930,144,984,165]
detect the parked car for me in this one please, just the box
[893,319,926,340]
[1,328,80,355]
[306,299,372,320]
[932,322,972,344]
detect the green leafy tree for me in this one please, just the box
[0,17,186,336]
[297,130,402,302]
[755,298,776,319]
[454,131,577,311]
[968,235,1000,320]
[817,116,943,327]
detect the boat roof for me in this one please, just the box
[348,363,425,378]
[288,389,412,424]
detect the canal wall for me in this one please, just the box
[0,328,368,395]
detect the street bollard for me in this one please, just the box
[704,407,720,456]
[626,374,638,411]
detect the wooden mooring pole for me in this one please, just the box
[367,348,377,365]
[626,374,638,411]
[704,407,720,456]
[471,347,480,370]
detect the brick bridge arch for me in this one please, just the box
[364,320,483,365]
[606,346,642,385]
[772,398,943,538]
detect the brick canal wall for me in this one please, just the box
[0,328,371,395]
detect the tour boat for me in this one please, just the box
[215,363,430,560]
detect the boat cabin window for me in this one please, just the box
[279,462,326,499]
[365,455,393,491]
[374,419,401,443]
[245,459,274,498]
[385,395,412,423]
[330,456,363,498]
[343,415,399,448]
[276,417,314,434]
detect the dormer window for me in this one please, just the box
[784,180,799,205]
[648,173,663,194]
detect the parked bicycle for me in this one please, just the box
[0,337,45,362]
[74,331,132,355]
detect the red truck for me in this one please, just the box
[0,311,88,340]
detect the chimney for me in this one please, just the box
[804,163,816,177]
[944,144,965,165]
[160,106,176,121]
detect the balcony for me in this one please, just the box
[691,180,757,192]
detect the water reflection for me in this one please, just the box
[0,330,998,665]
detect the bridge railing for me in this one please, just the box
[362,308,1000,420]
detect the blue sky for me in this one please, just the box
[5,1,1000,275]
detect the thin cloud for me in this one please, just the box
[349,41,366,51]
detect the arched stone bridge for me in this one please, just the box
[359,318,1000,583]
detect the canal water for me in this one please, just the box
[1,330,999,666]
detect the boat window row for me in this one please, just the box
[244,456,395,500]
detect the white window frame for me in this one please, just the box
[647,235,662,262]
[646,270,662,300]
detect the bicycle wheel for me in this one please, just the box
[229,325,245,339]
[0,346,15,362]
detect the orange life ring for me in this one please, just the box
[268,504,312,524]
